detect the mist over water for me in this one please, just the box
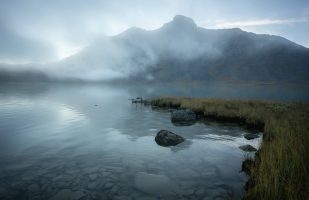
[0,0,308,199]
[0,82,306,199]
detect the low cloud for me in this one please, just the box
[209,17,308,28]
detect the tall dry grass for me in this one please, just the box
[151,97,309,199]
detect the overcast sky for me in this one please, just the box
[0,0,308,64]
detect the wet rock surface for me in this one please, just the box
[239,145,257,152]
[155,130,185,146]
[0,151,241,200]
[0,97,254,200]
[171,110,196,126]
[134,172,176,195]
[244,133,260,140]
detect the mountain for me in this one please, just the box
[1,15,309,83]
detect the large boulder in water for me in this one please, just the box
[155,130,185,146]
[171,109,196,126]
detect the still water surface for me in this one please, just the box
[0,82,306,200]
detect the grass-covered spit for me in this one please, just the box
[151,97,309,200]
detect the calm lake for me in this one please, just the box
[0,82,307,200]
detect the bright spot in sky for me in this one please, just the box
[54,41,83,60]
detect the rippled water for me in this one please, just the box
[0,82,304,200]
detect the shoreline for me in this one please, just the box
[150,97,309,199]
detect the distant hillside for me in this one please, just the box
[1,15,309,83]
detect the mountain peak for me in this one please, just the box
[161,15,197,31]
[171,15,197,28]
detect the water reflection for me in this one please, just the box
[169,140,193,152]
[0,82,298,200]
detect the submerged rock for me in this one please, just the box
[239,145,257,152]
[49,189,84,200]
[134,172,176,195]
[244,133,260,140]
[155,130,185,146]
[171,109,196,126]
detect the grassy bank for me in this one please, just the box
[151,97,309,200]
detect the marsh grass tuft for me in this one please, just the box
[151,97,309,200]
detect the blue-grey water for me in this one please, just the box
[0,82,307,200]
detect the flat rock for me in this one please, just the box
[134,172,176,195]
[239,145,257,152]
[244,133,260,140]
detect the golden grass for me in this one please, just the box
[151,97,309,200]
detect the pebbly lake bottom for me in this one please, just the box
[1,82,298,200]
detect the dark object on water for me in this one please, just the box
[244,133,260,140]
[129,97,149,104]
[171,109,196,126]
[239,145,257,152]
[155,130,185,146]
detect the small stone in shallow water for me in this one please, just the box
[134,172,176,195]
[87,182,98,190]
[49,189,84,200]
[244,133,260,140]
[104,182,113,189]
[89,174,98,180]
[195,188,205,196]
[239,145,257,152]
[155,130,185,147]
[110,185,120,194]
